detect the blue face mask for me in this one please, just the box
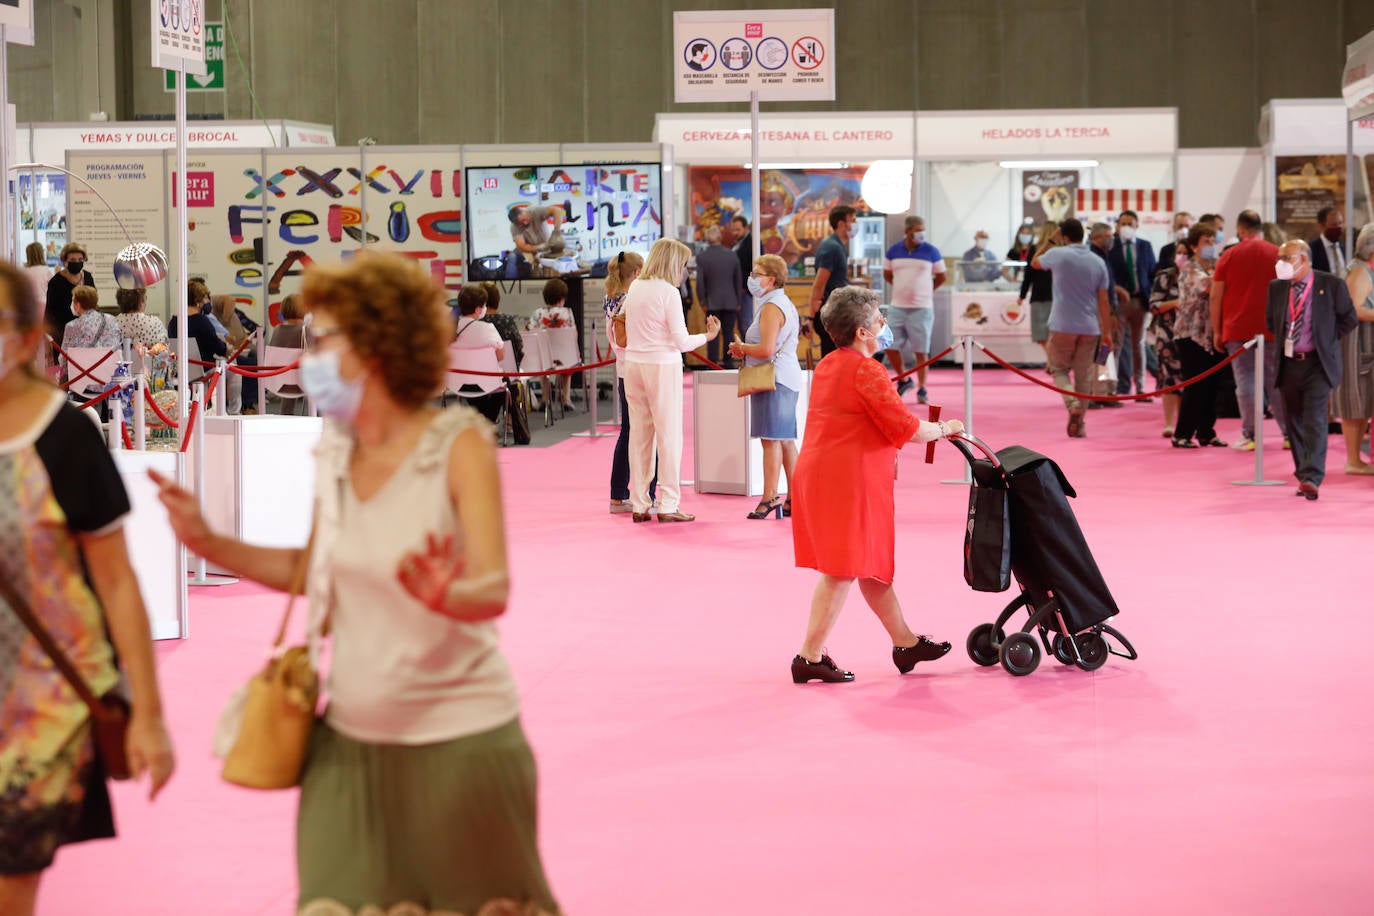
[746,276,767,298]
[1200,243,1219,260]
[876,318,894,350]
[299,349,364,422]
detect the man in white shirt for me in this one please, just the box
[882,215,946,402]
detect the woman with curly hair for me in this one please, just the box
[150,250,559,915]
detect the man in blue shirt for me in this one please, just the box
[807,205,856,356]
[1032,218,1113,437]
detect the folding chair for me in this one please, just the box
[546,326,582,415]
[445,345,509,443]
[261,345,308,415]
[520,330,557,427]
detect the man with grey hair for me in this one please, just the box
[1266,239,1357,499]
[696,223,745,368]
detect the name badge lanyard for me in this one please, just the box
[1285,280,1313,358]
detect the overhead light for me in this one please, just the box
[998,160,1099,169]
[742,162,847,170]
[860,160,914,214]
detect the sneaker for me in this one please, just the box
[916,387,929,405]
[897,378,914,397]
[1231,438,1255,451]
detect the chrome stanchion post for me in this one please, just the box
[1232,334,1284,487]
[187,380,238,587]
[213,358,228,417]
[942,336,974,485]
[573,322,606,439]
[133,374,147,451]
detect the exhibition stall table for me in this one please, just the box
[693,369,811,497]
[113,449,186,641]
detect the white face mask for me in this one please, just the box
[975,238,988,250]
[1275,260,1296,281]
[910,231,925,244]
[299,349,364,423]
[1176,227,1189,241]
[1119,225,1137,241]
[746,276,767,298]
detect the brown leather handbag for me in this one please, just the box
[216,529,320,790]
[0,577,131,780]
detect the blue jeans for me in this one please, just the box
[611,377,656,501]
[1226,339,1285,441]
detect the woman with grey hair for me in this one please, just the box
[788,285,964,684]
[1337,223,1374,474]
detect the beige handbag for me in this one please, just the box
[736,361,776,397]
[217,528,320,790]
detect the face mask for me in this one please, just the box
[1174,253,1189,271]
[1119,225,1137,242]
[1018,233,1032,245]
[1324,226,1343,243]
[911,231,925,244]
[746,276,766,298]
[300,349,364,422]
[1176,228,1189,241]
[67,260,83,274]
[1275,260,1296,281]
[975,238,988,250]
[876,320,894,351]
[71,303,80,317]
[1200,244,1219,260]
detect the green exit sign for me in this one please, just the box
[164,22,225,91]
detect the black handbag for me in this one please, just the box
[963,460,1011,592]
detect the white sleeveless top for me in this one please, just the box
[309,408,520,745]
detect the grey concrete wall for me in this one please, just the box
[9,0,1374,148]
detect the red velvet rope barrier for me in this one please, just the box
[891,344,957,383]
[72,384,123,410]
[976,339,1252,403]
[179,400,201,452]
[121,423,133,451]
[449,355,618,378]
[143,387,178,428]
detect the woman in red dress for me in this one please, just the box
[790,287,964,683]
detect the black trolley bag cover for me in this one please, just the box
[964,458,1012,592]
[997,446,1120,632]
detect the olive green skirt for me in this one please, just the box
[296,717,559,915]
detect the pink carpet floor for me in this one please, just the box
[42,368,1374,915]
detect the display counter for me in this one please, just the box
[693,369,811,496]
[190,416,323,567]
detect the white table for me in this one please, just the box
[114,449,186,641]
[692,370,811,497]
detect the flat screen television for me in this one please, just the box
[464,162,663,277]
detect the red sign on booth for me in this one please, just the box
[172,171,215,207]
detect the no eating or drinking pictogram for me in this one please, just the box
[792,36,824,70]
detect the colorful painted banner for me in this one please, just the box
[687,165,871,267]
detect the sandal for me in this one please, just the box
[1171,438,1198,449]
[747,496,784,520]
[1197,437,1228,448]
[782,498,792,518]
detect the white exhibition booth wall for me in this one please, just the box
[1259,98,1374,239]
[13,120,335,268]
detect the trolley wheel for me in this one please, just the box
[999,632,1040,677]
[1051,634,1076,666]
[967,624,1003,667]
[1073,633,1109,672]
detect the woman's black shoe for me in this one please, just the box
[791,654,854,684]
[747,496,784,520]
[892,637,952,673]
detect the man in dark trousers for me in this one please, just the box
[1266,239,1357,500]
[696,224,744,368]
[732,215,754,334]
[1107,210,1157,397]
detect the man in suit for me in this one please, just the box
[732,215,754,336]
[1266,240,1358,499]
[1107,210,1158,397]
[1309,206,1346,277]
[1155,211,1193,279]
[696,224,744,368]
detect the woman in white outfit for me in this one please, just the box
[622,238,720,523]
